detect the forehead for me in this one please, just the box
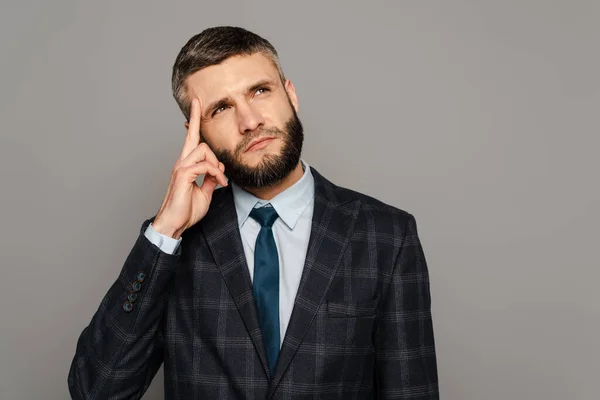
[185,52,281,103]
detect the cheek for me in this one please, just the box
[212,110,253,138]
[258,104,289,129]
[202,123,237,151]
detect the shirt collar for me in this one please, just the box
[231,159,314,230]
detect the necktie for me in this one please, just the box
[249,205,280,377]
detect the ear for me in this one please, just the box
[284,79,299,112]
[184,121,189,130]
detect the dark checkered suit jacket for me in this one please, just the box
[68,166,438,399]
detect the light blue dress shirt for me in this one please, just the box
[144,159,315,345]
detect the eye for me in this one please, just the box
[212,105,228,116]
[255,87,270,95]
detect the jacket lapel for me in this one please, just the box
[200,186,270,378]
[268,167,361,396]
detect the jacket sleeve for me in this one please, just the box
[68,217,180,399]
[374,213,439,399]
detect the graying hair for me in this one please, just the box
[171,26,285,121]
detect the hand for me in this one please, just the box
[152,98,228,239]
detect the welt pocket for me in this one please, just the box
[326,300,377,318]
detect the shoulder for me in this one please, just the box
[331,181,415,228]
[312,166,414,223]
[310,166,418,236]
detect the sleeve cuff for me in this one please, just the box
[144,222,182,255]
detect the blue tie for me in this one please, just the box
[249,205,280,377]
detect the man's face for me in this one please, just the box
[185,52,304,189]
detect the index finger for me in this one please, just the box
[180,98,201,160]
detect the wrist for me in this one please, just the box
[152,219,183,240]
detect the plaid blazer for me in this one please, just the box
[68,166,438,399]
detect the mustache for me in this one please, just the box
[235,126,285,155]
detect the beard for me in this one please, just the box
[202,105,304,189]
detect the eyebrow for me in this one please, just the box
[202,78,278,119]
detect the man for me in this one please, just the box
[68,26,438,399]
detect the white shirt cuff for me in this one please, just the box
[144,222,182,255]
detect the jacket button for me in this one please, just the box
[132,281,142,292]
[123,301,133,312]
[136,271,145,283]
[127,292,138,302]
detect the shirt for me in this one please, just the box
[144,159,315,345]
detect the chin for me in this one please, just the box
[241,150,275,166]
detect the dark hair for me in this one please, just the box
[171,26,285,121]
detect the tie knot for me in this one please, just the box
[250,206,279,228]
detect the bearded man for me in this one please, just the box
[68,26,439,400]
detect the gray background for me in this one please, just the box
[1,1,598,399]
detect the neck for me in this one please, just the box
[243,161,304,200]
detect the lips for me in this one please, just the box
[245,136,276,152]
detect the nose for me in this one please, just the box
[237,101,265,134]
